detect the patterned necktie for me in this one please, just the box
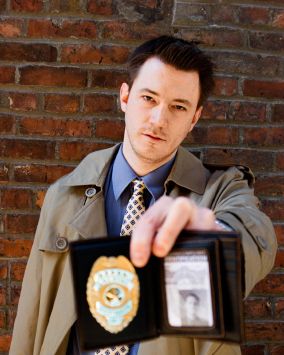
[95,179,146,355]
[120,179,146,236]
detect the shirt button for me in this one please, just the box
[85,187,97,198]
[55,236,68,251]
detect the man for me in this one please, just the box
[10,36,277,355]
[179,291,209,327]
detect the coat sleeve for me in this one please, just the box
[9,187,54,355]
[212,166,277,298]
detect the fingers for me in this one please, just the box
[130,196,218,268]
[152,197,196,257]
[130,196,173,267]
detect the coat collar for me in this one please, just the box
[61,144,208,195]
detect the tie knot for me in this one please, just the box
[132,179,146,195]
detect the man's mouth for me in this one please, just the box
[143,133,165,141]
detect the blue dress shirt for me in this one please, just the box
[104,145,175,355]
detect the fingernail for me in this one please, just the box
[132,251,145,267]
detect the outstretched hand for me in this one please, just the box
[130,196,222,267]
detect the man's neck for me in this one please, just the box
[122,146,176,177]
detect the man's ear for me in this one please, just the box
[120,83,130,113]
[189,105,203,132]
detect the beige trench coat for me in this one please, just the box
[10,145,277,355]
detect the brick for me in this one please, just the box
[49,0,81,12]
[245,321,284,341]
[260,199,284,221]
[0,164,9,182]
[174,3,210,25]
[274,250,284,269]
[203,148,275,172]
[0,262,7,280]
[83,94,116,114]
[87,0,114,15]
[35,189,47,209]
[213,77,238,96]
[95,120,124,140]
[10,262,26,281]
[91,69,127,89]
[270,345,284,355]
[243,127,284,147]
[241,344,265,355]
[272,10,284,29]
[243,80,284,100]
[0,309,6,328]
[19,117,92,137]
[0,238,33,257]
[59,142,110,161]
[1,139,55,160]
[276,152,284,171]
[20,66,88,87]
[0,67,15,84]
[8,92,37,111]
[4,214,39,234]
[211,5,236,24]
[14,164,74,183]
[229,102,266,122]
[252,274,284,294]
[101,21,162,41]
[249,32,284,52]
[0,19,23,37]
[238,7,270,25]
[0,334,11,352]
[0,285,6,305]
[212,51,282,77]
[11,0,43,12]
[244,297,272,319]
[182,28,244,49]
[44,94,80,113]
[0,43,57,62]
[0,115,15,133]
[28,19,97,39]
[1,188,32,209]
[272,104,284,122]
[201,101,229,120]
[10,284,21,305]
[274,225,284,245]
[255,175,284,197]
[186,126,238,145]
[61,45,129,65]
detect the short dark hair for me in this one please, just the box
[127,35,215,108]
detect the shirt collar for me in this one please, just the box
[112,145,175,201]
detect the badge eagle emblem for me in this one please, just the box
[86,255,140,333]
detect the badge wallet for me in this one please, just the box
[69,230,244,351]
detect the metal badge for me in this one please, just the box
[86,255,140,333]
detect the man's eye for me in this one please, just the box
[174,105,186,111]
[143,95,154,102]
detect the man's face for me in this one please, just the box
[120,57,202,173]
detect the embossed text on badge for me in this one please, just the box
[86,255,140,333]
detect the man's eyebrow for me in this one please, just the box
[139,88,191,105]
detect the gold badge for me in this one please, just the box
[86,255,140,333]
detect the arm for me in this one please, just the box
[130,167,277,297]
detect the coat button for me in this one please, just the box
[55,236,68,251]
[256,235,267,250]
[85,187,97,198]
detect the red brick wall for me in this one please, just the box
[0,0,283,353]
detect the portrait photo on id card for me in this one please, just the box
[164,250,213,327]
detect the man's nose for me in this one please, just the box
[149,105,168,127]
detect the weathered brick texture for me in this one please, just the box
[0,0,283,354]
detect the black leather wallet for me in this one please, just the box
[69,230,244,351]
